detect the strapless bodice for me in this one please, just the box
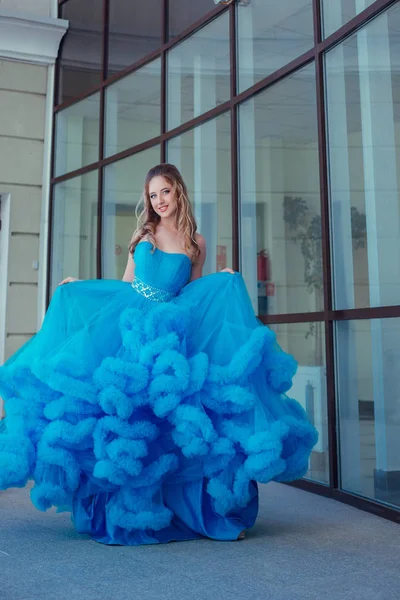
[133,241,192,299]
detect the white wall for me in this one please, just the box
[0,59,47,360]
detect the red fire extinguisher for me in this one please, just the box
[257,249,271,281]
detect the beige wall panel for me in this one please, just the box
[0,59,47,95]
[5,334,32,361]
[8,235,40,283]
[0,0,52,18]
[6,283,38,334]
[0,90,46,140]
[0,137,44,185]
[8,184,42,233]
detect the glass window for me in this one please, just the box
[325,5,400,311]
[237,0,314,93]
[54,93,100,178]
[58,0,103,104]
[105,59,161,158]
[322,0,375,39]
[271,321,329,485]
[102,147,160,280]
[239,64,321,316]
[336,318,400,508]
[167,113,232,275]
[167,14,230,130]
[108,0,162,76]
[51,171,98,292]
[168,0,217,40]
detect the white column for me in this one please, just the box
[326,8,361,492]
[103,87,119,279]
[238,9,257,309]
[193,55,217,275]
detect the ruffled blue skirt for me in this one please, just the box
[0,273,318,544]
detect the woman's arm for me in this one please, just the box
[122,252,135,282]
[190,234,206,282]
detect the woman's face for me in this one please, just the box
[148,175,177,219]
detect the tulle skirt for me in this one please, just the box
[0,273,318,544]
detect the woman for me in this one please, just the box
[0,163,318,545]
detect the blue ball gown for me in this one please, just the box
[0,241,318,545]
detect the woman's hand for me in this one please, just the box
[220,268,235,274]
[58,277,81,286]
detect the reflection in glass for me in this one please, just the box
[167,113,232,276]
[239,64,321,316]
[168,0,215,40]
[58,0,103,104]
[51,171,98,292]
[55,93,100,178]
[271,322,329,485]
[237,0,314,93]
[325,5,400,310]
[102,147,160,280]
[322,0,375,39]
[105,59,161,158]
[167,14,230,130]
[108,0,162,75]
[336,318,400,508]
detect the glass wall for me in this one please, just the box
[102,146,160,280]
[237,0,314,92]
[272,321,329,484]
[167,13,230,130]
[167,114,232,275]
[51,171,98,292]
[336,318,400,506]
[322,0,376,38]
[105,59,161,157]
[55,93,100,177]
[239,64,321,316]
[326,2,400,509]
[326,5,400,311]
[51,0,400,518]
[59,0,103,104]
[108,0,162,75]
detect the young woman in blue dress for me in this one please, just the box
[0,163,318,546]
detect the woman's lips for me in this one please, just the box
[158,205,168,213]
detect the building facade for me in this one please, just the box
[1,0,400,523]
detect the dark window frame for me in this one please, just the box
[49,0,400,525]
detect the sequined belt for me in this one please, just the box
[131,276,175,303]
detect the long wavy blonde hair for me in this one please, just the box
[129,163,200,263]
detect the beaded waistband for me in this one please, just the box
[131,276,175,303]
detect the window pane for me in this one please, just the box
[55,93,100,178]
[108,0,162,75]
[168,0,216,40]
[167,14,230,130]
[237,0,314,93]
[322,0,375,39]
[326,5,400,310]
[102,147,160,280]
[239,64,321,316]
[105,59,161,158]
[271,321,329,485]
[58,0,103,104]
[167,113,232,275]
[51,171,98,292]
[336,318,400,508]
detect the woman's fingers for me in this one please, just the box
[221,268,235,274]
[58,277,78,286]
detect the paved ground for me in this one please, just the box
[1,482,399,600]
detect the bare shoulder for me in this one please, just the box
[195,233,206,252]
